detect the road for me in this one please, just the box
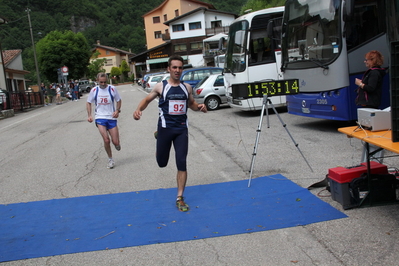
[1,83,399,265]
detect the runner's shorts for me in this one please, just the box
[95,119,117,130]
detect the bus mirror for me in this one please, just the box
[343,0,354,21]
[267,21,273,38]
[218,37,225,51]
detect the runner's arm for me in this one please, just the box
[186,83,207,112]
[133,83,161,120]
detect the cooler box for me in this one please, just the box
[328,161,388,209]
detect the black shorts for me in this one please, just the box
[156,127,188,171]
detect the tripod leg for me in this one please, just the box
[248,95,268,187]
[268,100,314,172]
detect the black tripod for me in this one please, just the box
[248,94,313,187]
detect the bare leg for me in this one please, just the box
[108,126,120,147]
[177,170,187,197]
[97,125,112,158]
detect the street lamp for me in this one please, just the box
[25,8,41,89]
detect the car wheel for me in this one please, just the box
[205,96,220,110]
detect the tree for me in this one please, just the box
[120,60,130,82]
[87,50,106,80]
[239,0,285,15]
[36,30,91,82]
[110,67,122,83]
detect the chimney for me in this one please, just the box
[97,40,100,45]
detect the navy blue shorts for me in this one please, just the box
[95,119,117,130]
[156,127,188,171]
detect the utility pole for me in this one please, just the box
[25,8,41,89]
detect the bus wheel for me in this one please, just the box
[205,96,220,110]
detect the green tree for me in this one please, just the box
[36,30,91,82]
[87,50,106,80]
[239,0,285,15]
[120,60,130,82]
[110,66,122,83]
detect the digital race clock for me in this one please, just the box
[231,79,299,99]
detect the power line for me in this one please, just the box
[2,15,28,24]
[0,29,28,47]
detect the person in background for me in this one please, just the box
[355,50,386,109]
[86,73,122,169]
[55,84,62,105]
[133,55,207,212]
[65,90,72,100]
[74,80,80,100]
[41,83,48,106]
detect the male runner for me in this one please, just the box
[133,55,207,212]
[87,73,122,169]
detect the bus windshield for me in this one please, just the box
[225,20,249,73]
[281,0,341,70]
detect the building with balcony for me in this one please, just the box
[131,4,237,77]
[143,0,215,50]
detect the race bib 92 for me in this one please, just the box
[169,100,186,115]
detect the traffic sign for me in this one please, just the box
[61,66,69,73]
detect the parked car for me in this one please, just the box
[78,80,93,93]
[193,74,227,110]
[161,74,170,82]
[141,72,167,89]
[145,74,166,92]
[181,67,223,88]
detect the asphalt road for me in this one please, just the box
[1,83,399,265]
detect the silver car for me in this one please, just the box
[145,74,166,92]
[193,74,227,110]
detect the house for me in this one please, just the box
[91,41,135,78]
[164,7,235,66]
[143,0,215,50]
[131,2,237,77]
[2,49,30,92]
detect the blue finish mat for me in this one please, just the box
[0,174,346,262]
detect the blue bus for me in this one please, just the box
[280,0,398,120]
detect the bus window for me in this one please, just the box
[346,1,384,50]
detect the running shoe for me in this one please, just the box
[107,159,115,169]
[176,196,189,212]
[115,144,121,151]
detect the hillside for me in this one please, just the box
[0,0,246,54]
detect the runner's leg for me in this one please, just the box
[108,126,120,147]
[173,128,188,197]
[97,124,112,158]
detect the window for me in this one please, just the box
[106,50,110,55]
[172,24,185,32]
[190,42,203,50]
[174,44,187,52]
[154,31,162,39]
[211,20,222,28]
[175,9,179,17]
[193,70,208,80]
[153,16,160,23]
[164,14,167,21]
[214,75,224,86]
[189,22,201,30]
[106,59,113,66]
